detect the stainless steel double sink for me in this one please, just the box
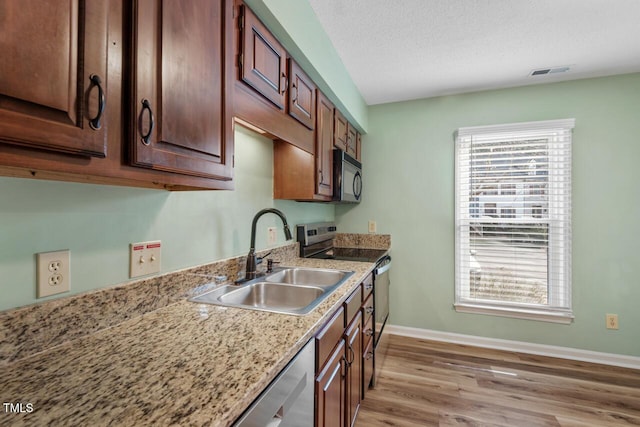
[189,267,354,315]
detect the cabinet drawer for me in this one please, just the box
[362,293,374,325]
[344,285,362,327]
[362,273,373,300]
[315,306,345,372]
[362,314,374,352]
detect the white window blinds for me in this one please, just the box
[454,119,574,323]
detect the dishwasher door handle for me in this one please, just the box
[375,256,391,275]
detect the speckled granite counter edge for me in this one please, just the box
[0,244,298,365]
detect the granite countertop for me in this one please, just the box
[0,257,379,427]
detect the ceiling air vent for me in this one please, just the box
[529,66,571,77]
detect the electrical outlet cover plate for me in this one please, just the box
[606,313,619,330]
[130,241,162,278]
[37,250,70,298]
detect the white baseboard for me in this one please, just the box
[384,324,640,370]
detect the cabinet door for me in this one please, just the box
[316,339,346,427]
[362,334,374,398]
[334,109,348,151]
[316,91,334,198]
[346,123,358,158]
[0,0,108,157]
[273,140,314,200]
[288,60,316,130]
[356,132,362,161]
[130,0,233,180]
[345,311,362,427]
[240,5,287,109]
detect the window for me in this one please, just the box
[455,119,574,323]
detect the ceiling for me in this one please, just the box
[308,0,640,105]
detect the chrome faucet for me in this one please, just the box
[244,208,292,281]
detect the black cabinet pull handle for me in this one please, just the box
[291,83,298,103]
[281,73,287,94]
[319,170,324,185]
[140,99,154,146]
[348,345,355,365]
[365,306,374,315]
[88,74,105,130]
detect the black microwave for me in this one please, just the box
[333,149,362,203]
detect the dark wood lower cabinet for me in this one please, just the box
[315,281,371,426]
[361,289,375,397]
[345,311,363,427]
[362,338,374,398]
[315,339,346,427]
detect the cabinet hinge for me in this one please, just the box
[238,53,243,68]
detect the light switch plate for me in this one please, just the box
[130,241,162,278]
[267,227,277,245]
[368,220,377,233]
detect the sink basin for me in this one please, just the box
[220,282,324,309]
[189,267,354,315]
[265,268,348,287]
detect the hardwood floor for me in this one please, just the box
[356,335,640,426]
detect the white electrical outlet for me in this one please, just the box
[37,250,70,298]
[606,313,619,330]
[267,227,277,245]
[368,220,377,233]
[130,241,162,278]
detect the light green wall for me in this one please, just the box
[0,126,334,311]
[336,73,640,357]
[244,0,368,132]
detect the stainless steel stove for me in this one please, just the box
[296,222,387,263]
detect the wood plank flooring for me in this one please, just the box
[356,335,640,426]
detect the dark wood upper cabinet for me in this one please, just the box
[346,123,358,158]
[130,0,234,180]
[288,59,316,130]
[316,91,334,198]
[355,132,362,161]
[0,0,108,157]
[239,5,287,109]
[334,109,348,152]
[333,110,358,159]
[273,88,335,201]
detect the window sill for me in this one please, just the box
[454,303,574,324]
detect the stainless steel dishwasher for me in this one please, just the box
[233,339,314,427]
